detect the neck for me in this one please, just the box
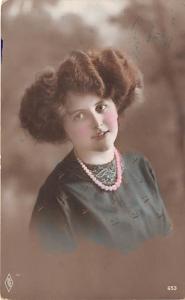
[74,147,115,165]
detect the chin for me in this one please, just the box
[92,142,115,152]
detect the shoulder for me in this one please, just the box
[29,152,73,231]
[31,151,74,214]
[38,150,74,194]
[122,151,147,167]
[122,151,156,183]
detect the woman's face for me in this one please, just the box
[62,92,118,153]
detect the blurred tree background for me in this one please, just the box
[1,0,185,299]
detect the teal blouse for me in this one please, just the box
[30,150,173,253]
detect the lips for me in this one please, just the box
[92,130,109,139]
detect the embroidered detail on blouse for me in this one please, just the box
[37,206,44,212]
[81,208,88,215]
[84,158,124,186]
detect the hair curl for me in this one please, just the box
[19,47,143,143]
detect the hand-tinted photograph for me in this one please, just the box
[1,0,185,299]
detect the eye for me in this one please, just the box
[96,103,107,113]
[73,112,85,121]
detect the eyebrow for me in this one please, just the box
[67,100,105,115]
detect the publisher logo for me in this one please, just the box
[4,273,14,293]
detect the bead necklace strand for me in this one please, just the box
[75,147,123,191]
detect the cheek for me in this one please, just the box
[77,127,89,135]
[70,124,90,137]
[104,111,118,128]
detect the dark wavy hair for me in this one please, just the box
[19,47,143,143]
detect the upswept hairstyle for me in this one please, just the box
[19,47,143,143]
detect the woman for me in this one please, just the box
[19,48,172,254]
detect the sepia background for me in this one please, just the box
[1,0,185,299]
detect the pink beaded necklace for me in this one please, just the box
[75,147,123,191]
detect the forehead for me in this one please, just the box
[64,92,106,110]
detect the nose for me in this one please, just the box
[91,111,103,129]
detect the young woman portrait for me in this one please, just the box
[19,47,173,254]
